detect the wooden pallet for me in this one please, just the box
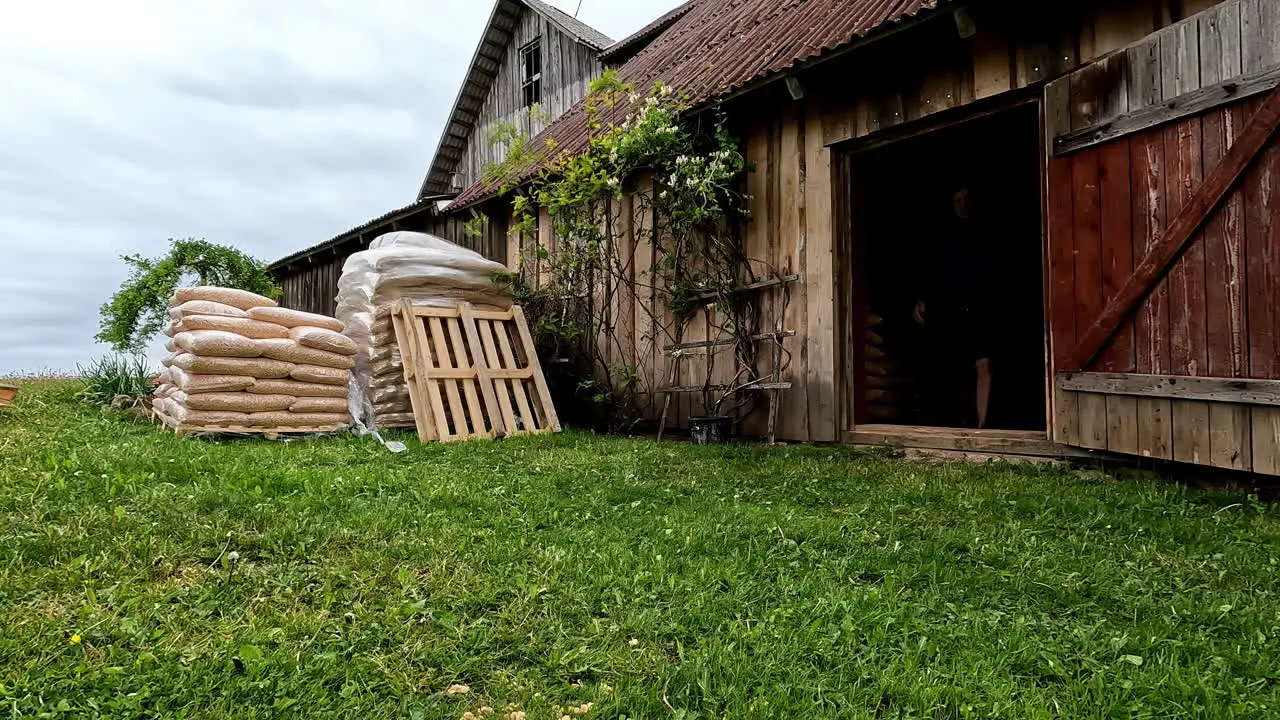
[391,300,561,442]
[152,408,341,440]
[0,384,16,408]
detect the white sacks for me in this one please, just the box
[151,286,351,432]
[335,232,512,430]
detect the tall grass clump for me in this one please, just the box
[76,354,156,409]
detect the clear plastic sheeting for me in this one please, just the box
[337,232,512,436]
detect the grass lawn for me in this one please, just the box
[2,380,1279,718]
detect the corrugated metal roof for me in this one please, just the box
[267,196,449,271]
[451,0,944,208]
[417,0,613,199]
[599,1,696,63]
[526,0,614,50]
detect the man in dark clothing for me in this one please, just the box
[913,187,995,428]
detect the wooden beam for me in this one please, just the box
[662,331,797,353]
[685,275,800,303]
[658,383,793,393]
[1066,84,1280,371]
[846,425,1096,458]
[1055,65,1280,155]
[1058,372,1280,406]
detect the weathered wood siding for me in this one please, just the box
[459,8,604,189]
[820,0,1226,148]
[505,0,1237,444]
[1045,0,1280,472]
[506,102,840,443]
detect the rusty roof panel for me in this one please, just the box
[451,0,943,207]
[600,1,696,62]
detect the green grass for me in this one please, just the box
[2,381,1279,719]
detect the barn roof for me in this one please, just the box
[267,196,451,271]
[450,0,946,208]
[417,0,613,199]
[524,0,613,50]
[598,1,696,64]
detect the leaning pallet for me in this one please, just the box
[391,299,560,442]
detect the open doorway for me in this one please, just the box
[850,103,1046,432]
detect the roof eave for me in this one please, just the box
[268,195,453,272]
[417,0,515,200]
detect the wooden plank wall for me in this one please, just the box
[502,0,1226,444]
[817,0,1205,148]
[1045,0,1280,472]
[734,102,839,442]
[508,105,841,442]
[458,8,604,189]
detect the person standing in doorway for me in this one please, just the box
[912,187,995,429]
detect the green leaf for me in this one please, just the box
[238,644,263,662]
[96,238,278,352]
[1120,655,1144,666]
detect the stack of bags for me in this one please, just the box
[336,232,512,430]
[363,308,415,427]
[151,287,355,432]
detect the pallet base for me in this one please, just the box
[153,410,341,440]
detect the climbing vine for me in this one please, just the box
[493,71,785,431]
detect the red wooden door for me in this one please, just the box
[1044,0,1280,474]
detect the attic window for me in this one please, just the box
[520,38,542,107]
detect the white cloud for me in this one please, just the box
[0,0,682,375]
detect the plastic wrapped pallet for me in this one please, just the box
[151,286,351,435]
[335,232,512,432]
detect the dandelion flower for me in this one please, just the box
[227,551,240,563]
[69,634,82,645]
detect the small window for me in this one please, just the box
[520,38,542,107]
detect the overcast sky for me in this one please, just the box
[0,0,680,376]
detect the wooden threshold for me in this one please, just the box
[847,424,1095,459]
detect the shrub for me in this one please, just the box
[77,355,157,409]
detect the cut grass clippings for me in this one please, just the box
[1,380,1278,718]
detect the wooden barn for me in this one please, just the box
[269,0,613,316]
[444,0,1280,473]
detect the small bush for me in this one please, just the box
[77,355,157,409]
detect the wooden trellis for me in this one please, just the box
[656,274,798,443]
[391,300,561,442]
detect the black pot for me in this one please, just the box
[689,416,732,445]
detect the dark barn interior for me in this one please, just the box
[853,103,1046,431]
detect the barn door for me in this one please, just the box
[1044,0,1280,474]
